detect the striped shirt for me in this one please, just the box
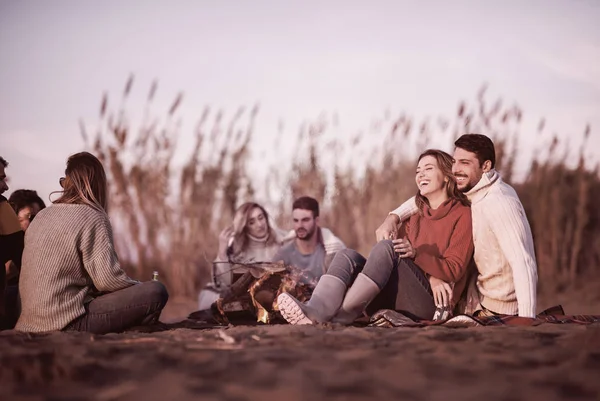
[390,170,538,317]
[16,204,138,332]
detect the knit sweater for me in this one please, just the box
[390,170,538,317]
[405,199,474,307]
[16,204,138,332]
[213,228,287,288]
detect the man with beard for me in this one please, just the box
[273,196,345,285]
[0,157,25,329]
[375,134,538,318]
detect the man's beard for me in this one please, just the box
[296,227,316,241]
[454,174,473,193]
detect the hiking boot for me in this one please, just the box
[332,273,380,325]
[277,274,346,325]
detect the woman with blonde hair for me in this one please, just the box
[16,152,168,333]
[213,202,286,288]
[198,202,286,310]
[278,149,474,325]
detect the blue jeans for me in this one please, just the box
[65,281,169,334]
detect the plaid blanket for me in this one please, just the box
[369,305,600,328]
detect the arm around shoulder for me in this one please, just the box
[389,196,419,222]
[376,197,419,241]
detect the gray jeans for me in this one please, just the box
[327,240,435,320]
[65,281,169,334]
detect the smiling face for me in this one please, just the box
[452,147,488,192]
[246,206,268,238]
[415,155,448,199]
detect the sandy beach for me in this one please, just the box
[1,318,599,401]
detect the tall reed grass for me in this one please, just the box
[82,77,599,300]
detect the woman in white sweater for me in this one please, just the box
[16,152,168,333]
[198,202,286,310]
[213,202,287,287]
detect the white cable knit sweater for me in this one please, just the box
[390,170,538,317]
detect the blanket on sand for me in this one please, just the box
[369,305,600,328]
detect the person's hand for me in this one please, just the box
[429,276,453,308]
[375,214,400,242]
[392,238,415,258]
[5,261,18,281]
[217,226,234,260]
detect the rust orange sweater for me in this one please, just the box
[404,198,474,306]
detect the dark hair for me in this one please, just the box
[8,189,46,214]
[454,134,496,168]
[292,196,319,218]
[54,152,108,212]
[415,149,470,213]
[0,156,7,168]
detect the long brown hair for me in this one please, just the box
[231,202,278,257]
[53,152,108,212]
[415,149,470,213]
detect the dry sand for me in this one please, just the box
[1,320,599,401]
[3,284,600,401]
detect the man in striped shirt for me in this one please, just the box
[376,134,538,318]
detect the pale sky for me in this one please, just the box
[1,0,599,203]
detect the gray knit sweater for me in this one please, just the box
[16,204,138,332]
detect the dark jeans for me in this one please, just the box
[65,281,169,334]
[1,285,20,329]
[327,240,435,320]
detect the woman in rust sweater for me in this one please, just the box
[278,149,474,325]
